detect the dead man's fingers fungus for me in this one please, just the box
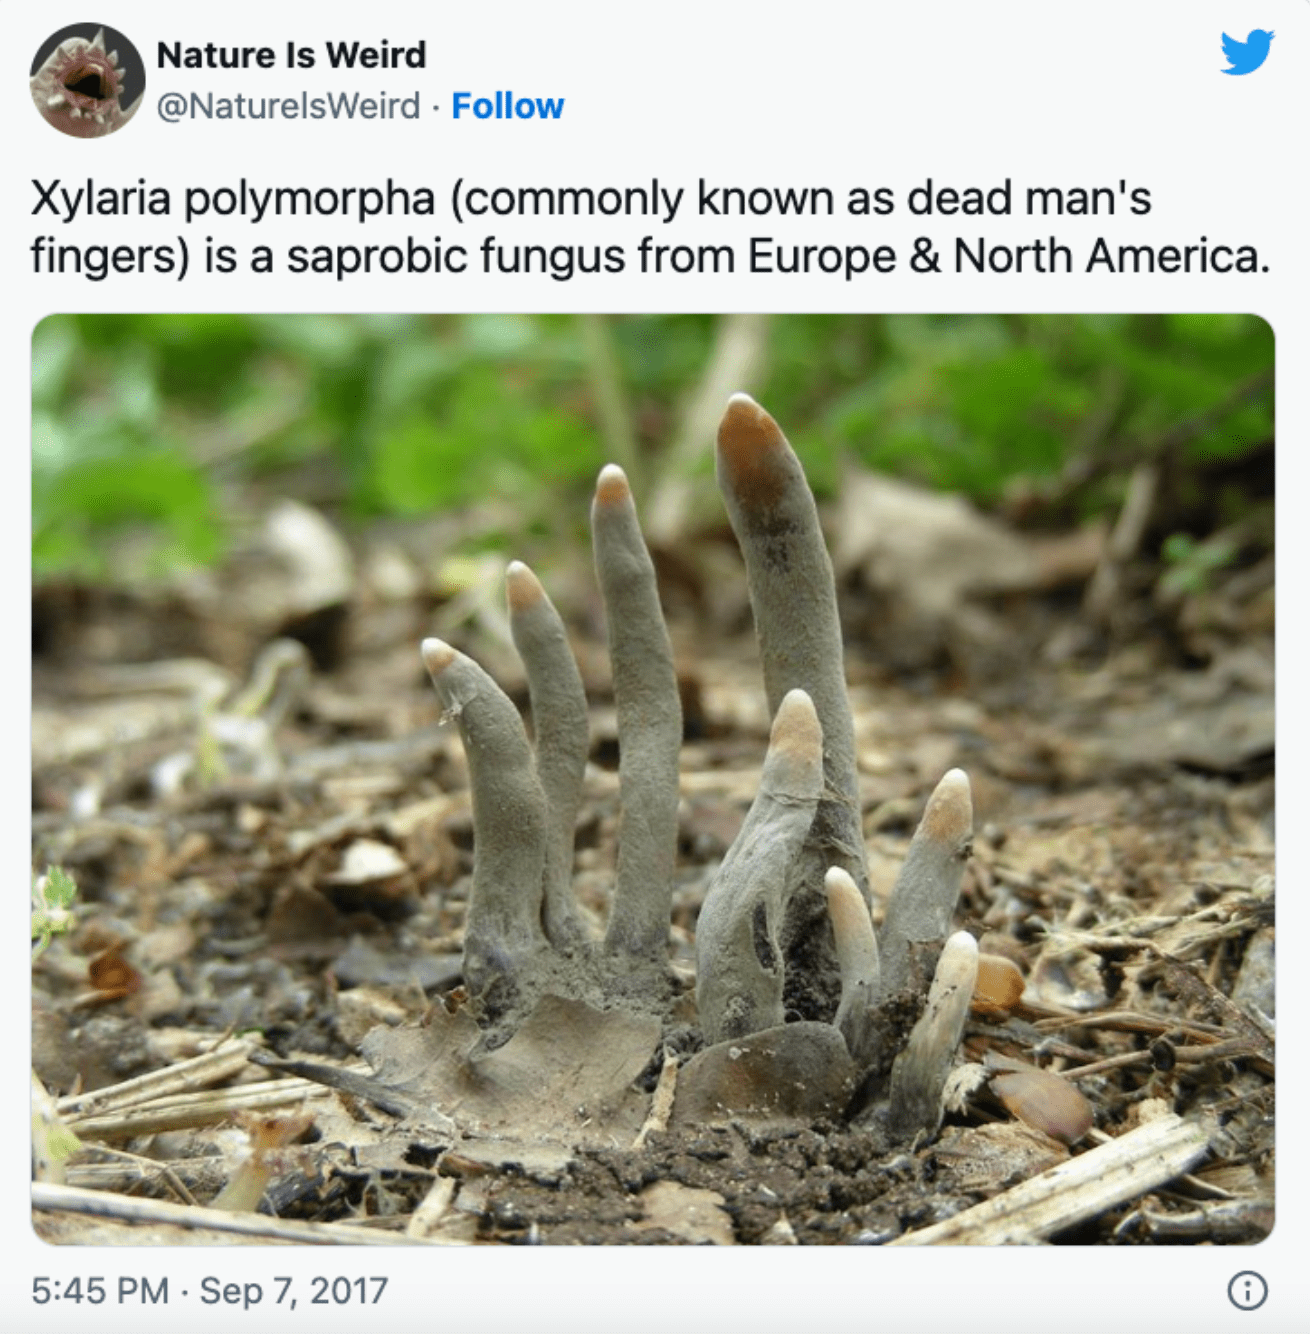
[887,930,980,1141]
[420,637,550,1016]
[825,866,881,1062]
[416,397,985,1152]
[696,689,824,1044]
[506,560,589,953]
[715,395,870,925]
[590,464,682,963]
[878,767,974,996]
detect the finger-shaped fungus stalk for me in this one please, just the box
[420,638,549,1018]
[887,930,979,1141]
[696,691,824,1043]
[590,465,683,962]
[506,560,589,953]
[716,394,870,1010]
[826,866,880,1062]
[878,768,973,996]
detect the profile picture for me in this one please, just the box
[30,24,143,139]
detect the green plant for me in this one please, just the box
[31,866,78,959]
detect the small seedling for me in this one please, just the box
[31,866,78,960]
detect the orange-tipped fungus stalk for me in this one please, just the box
[888,931,980,1141]
[420,637,553,1025]
[695,689,824,1043]
[878,767,975,996]
[715,395,871,1017]
[505,561,589,954]
[590,465,682,965]
[825,866,881,1063]
[421,395,980,1136]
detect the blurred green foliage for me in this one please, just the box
[32,313,1273,580]
[1159,530,1242,597]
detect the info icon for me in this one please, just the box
[30,23,144,139]
[1228,1272,1268,1312]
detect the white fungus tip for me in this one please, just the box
[940,930,980,968]
[594,463,630,504]
[505,560,545,611]
[420,638,457,673]
[827,867,879,1008]
[767,689,821,766]
[921,768,973,842]
[773,687,817,730]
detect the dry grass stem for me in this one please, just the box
[67,1077,330,1140]
[32,1181,444,1246]
[891,1112,1214,1244]
[55,1036,258,1116]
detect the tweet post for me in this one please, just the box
[10,2,1300,1330]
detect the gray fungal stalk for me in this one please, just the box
[825,867,881,1063]
[716,394,870,1016]
[878,768,974,996]
[420,638,551,1022]
[591,465,683,963]
[887,930,980,1141]
[506,561,589,953]
[696,690,824,1043]
[422,465,683,1037]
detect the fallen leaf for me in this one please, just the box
[362,994,661,1145]
[673,1022,856,1127]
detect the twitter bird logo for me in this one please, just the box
[1222,30,1273,75]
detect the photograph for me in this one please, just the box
[31,312,1274,1246]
